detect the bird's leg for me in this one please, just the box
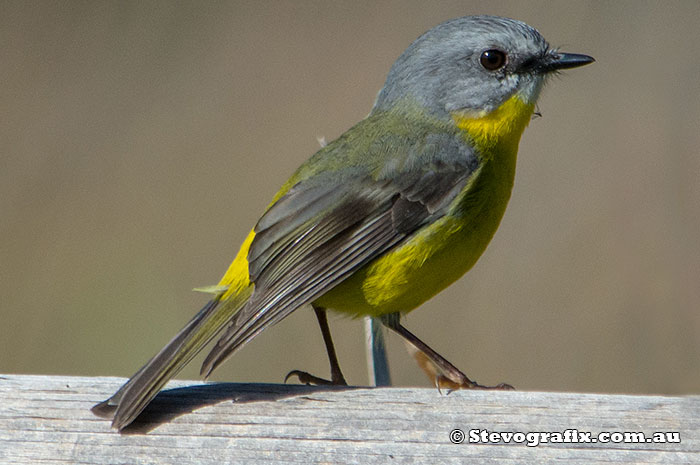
[285,305,348,386]
[380,313,513,391]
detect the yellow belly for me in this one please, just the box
[315,143,516,316]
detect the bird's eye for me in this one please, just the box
[480,49,507,71]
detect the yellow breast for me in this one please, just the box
[316,95,535,316]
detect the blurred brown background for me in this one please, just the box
[2,1,698,395]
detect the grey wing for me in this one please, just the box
[200,142,478,377]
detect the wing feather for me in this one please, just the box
[200,138,478,376]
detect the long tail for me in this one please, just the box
[92,286,253,430]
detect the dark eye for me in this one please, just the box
[480,49,507,71]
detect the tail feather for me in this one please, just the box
[92,286,253,430]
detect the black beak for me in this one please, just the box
[539,52,595,72]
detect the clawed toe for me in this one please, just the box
[435,374,514,393]
[284,369,347,386]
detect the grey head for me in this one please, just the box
[373,15,593,118]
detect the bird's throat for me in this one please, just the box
[451,95,535,159]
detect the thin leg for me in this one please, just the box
[285,305,347,386]
[380,313,513,391]
[314,306,347,385]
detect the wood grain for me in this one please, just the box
[0,374,697,464]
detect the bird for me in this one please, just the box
[92,14,593,430]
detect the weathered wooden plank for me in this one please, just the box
[0,374,697,464]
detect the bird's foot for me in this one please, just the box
[434,373,514,392]
[284,369,348,386]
